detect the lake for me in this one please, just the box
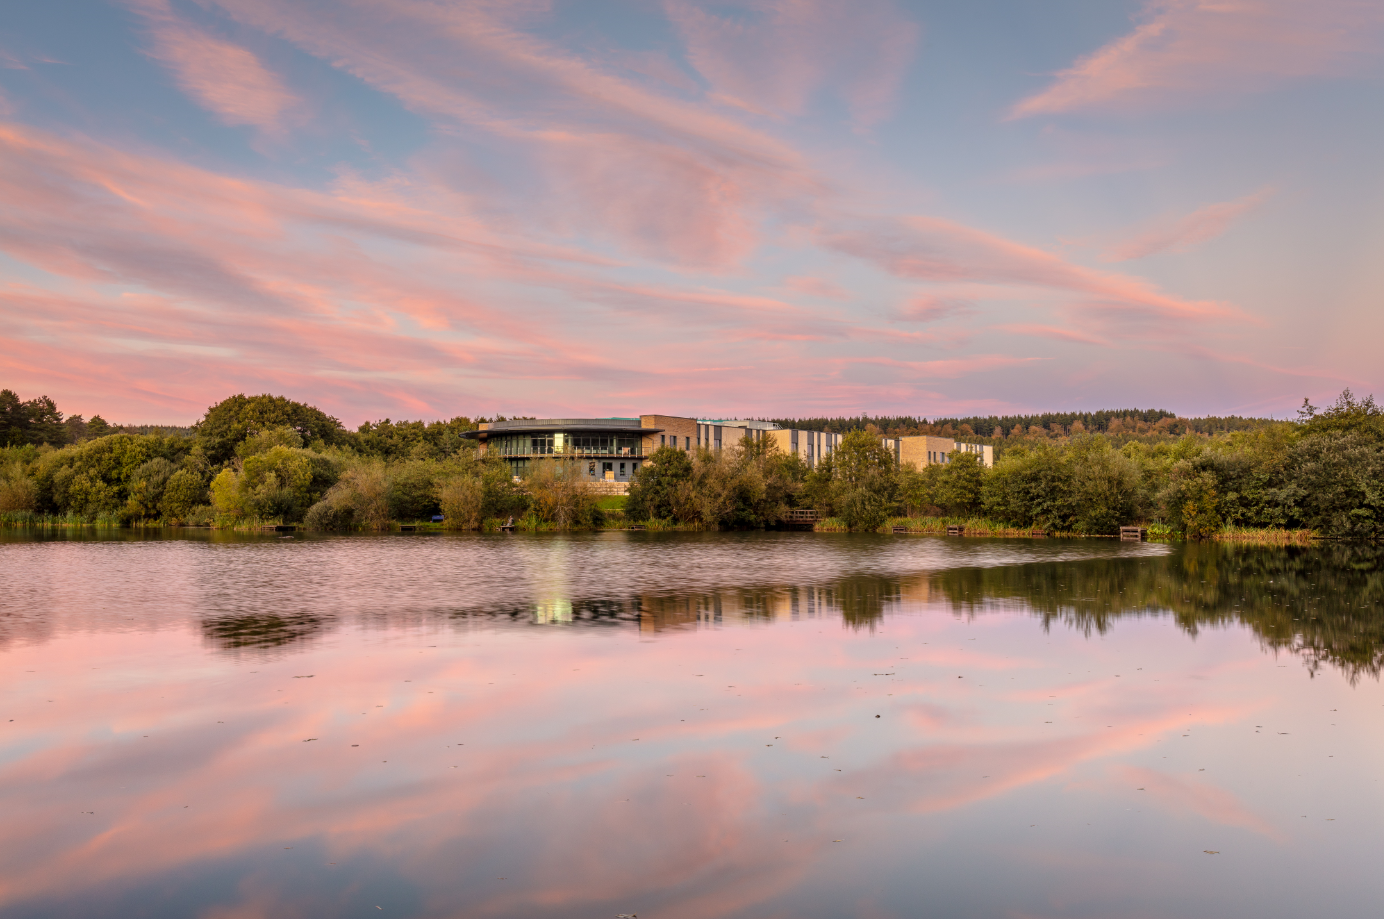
[1,531,1381,918]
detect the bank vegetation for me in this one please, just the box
[1,389,1380,541]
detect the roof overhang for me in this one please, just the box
[462,419,662,440]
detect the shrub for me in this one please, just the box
[210,446,338,522]
[526,458,602,529]
[0,461,37,512]
[304,463,391,531]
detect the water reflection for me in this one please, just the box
[200,611,334,654]
[2,533,1384,918]
[929,542,1384,682]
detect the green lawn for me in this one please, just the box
[596,496,627,511]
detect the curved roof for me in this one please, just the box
[461,418,660,440]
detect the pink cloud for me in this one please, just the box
[664,0,919,126]
[998,323,1111,346]
[203,0,823,270]
[821,214,1237,322]
[783,275,850,300]
[897,294,973,323]
[129,0,299,132]
[1103,188,1275,261]
[1010,0,1384,118]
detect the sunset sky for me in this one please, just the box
[3,0,1381,425]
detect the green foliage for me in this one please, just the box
[1288,432,1384,539]
[236,426,305,458]
[193,394,346,465]
[352,417,478,461]
[981,444,1072,530]
[434,452,528,530]
[0,389,68,447]
[161,466,210,520]
[210,445,338,522]
[822,430,897,531]
[31,434,190,521]
[125,457,178,520]
[1065,438,1141,534]
[1161,463,1222,540]
[1298,389,1384,441]
[626,446,695,522]
[386,460,444,521]
[304,462,390,530]
[526,458,603,529]
[0,458,38,512]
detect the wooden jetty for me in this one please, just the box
[781,508,820,530]
[946,525,963,536]
[1120,526,1148,541]
[260,524,297,532]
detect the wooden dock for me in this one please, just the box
[946,525,963,536]
[1120,526,1148,541]
[781,508,820,530]
[260,524,297,532]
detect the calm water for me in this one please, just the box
[2,531,1382,918]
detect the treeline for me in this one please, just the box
[767,408,1274,440]
[2,388,1381,539]
[637,390,1383,539]
[0,392,509,529]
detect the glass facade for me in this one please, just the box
[487,432,642,458]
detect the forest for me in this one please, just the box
[1,389,1380,539]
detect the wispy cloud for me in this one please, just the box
[1103,188,1275,261]
[1010,0,1384,118]
[820,214,1237,324]
[664,0,919,126]
[129,0,300,133]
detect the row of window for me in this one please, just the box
[488,432,643,457]
[503,457,641,480]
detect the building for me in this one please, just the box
[464,414,992,485]
[465,414,844,483]
[897,435,993,469]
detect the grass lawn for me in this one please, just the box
[596,496,627,511]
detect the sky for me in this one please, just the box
[2,0,1382,426]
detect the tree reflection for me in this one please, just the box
[929,542,1384,682]
[200,612,331,654]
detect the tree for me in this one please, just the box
[1289,433,1384,539]
[210,445,338,522]
[933,450,986,517]
[1161,463,1222,539]
[0,390,67,446]
[1297,389,1383,441]
[626,446,695,522]
[526,458,603,529]
[193,394,346,465]
[432,452,527,529]
[982,444,1073,530]
[829,430,897,531]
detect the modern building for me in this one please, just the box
[464,414,992,483]
[897,435,994,468]
[465,414,844,482]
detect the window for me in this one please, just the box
[620,462,626,476]
[661,434,666,447]
[685,436,690,450]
